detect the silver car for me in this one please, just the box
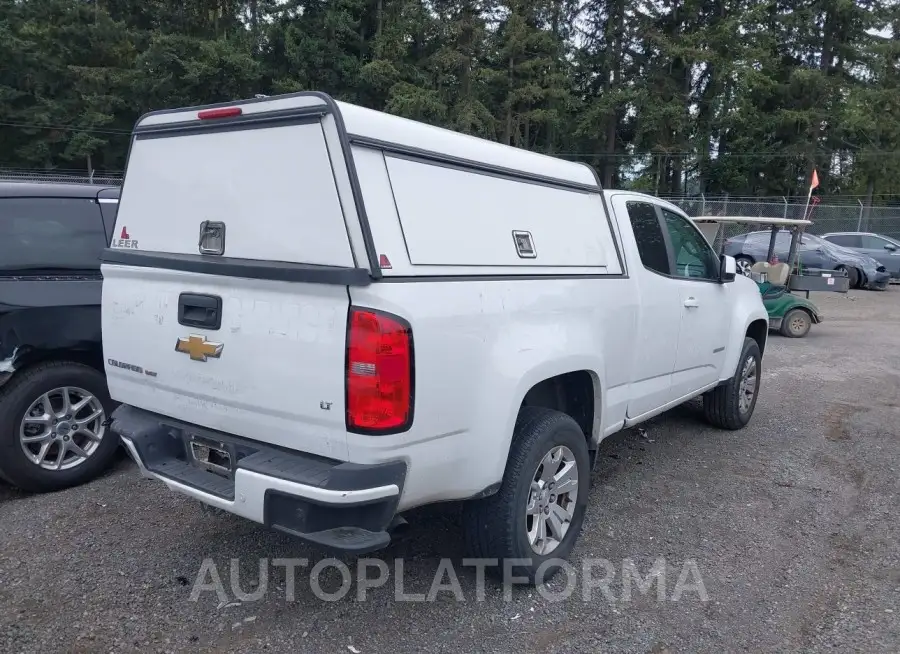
[821,232,900,280]
[724,230,890,289]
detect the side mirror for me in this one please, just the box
[720,254,737,283]
[884,244,897,252]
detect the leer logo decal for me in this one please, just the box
[112,225,139,249]
[175,335,224,362]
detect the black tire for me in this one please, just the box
[779,308,811,338]
[462,407,590,584]
[735,256,754,277]
[0,362,118,492]
[838,265,859,289]
[703,337,762,430]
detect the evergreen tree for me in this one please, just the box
[0,0,897,204]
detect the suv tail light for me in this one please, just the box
[346,307,414,434]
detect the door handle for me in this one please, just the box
[683,297,700,308]
[178,293,223,329]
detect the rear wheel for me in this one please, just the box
[703,337,762,430]
[0,362,118,492]
[780,308,811,338]
[735,256,754,277]
[462,407,590,584]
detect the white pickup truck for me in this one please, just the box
[102,92,768,581]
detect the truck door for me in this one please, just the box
[658,208,731,398]
[614,198,683,418]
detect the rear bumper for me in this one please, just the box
[111,405,405,554]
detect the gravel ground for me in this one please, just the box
[1,288,899,653]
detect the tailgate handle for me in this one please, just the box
[178,293,223,330]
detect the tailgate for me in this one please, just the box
[102,97,373,460]
[102,267,351,459]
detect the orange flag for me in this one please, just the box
[810,168,819,191]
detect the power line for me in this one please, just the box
[0,121,132,135]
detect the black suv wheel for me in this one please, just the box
[0,362,119,492]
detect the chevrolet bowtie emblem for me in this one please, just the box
[175,335,223,362]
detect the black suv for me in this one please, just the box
[0,182,120,492]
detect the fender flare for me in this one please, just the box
[721,309,769,381]
[479,355,606,484]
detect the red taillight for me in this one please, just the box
[197,107,242,120]
[346,307,414,434]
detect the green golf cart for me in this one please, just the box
[693,216,849,338]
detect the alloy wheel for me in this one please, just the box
[525,445,579,555]
[736,258,753,276]
[19,386,106,471]
[738,357,758,415]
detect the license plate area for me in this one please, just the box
[188,435,234,478]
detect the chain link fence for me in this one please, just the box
[3,170,900,241]
[0,170,123,186]
[661,195,900,241]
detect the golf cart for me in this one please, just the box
[693,217,850,338]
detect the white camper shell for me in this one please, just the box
[110,92,623,278]
[103,92,768,579]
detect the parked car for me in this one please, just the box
[103,92,769,583]
[0,182,121,492]
[724,230,890,290]
[821,232,900,280]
